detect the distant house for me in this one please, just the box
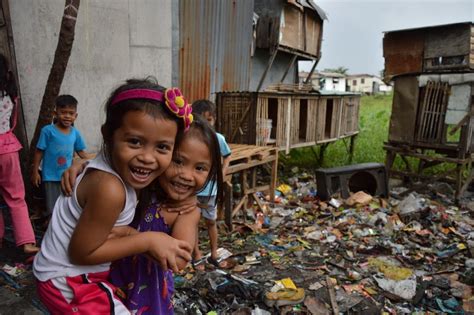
[299,71,346,92]
[346,74,392,94]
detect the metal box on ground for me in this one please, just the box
[315,163,389,201]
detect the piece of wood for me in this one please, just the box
[224,181,233,230]
[326,276,339,315]
[280,55,297,83]
[257,48,278,92]
[232,195,248,218]
[252,193,265,212]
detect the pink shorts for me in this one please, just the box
[36,270,129,315]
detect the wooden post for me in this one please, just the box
[304,60,318,84]
[349,134,356,163]
[224,181,233,230]
[257,48,278,92]
[286,96,292,154]
[280,55,297,83]
[318,143,328,166]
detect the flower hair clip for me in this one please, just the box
[164,88,193,131]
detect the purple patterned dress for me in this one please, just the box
[110,203,174,314]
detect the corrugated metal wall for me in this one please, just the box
[179,0,254,102]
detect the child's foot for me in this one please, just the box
[192,252,205,271]
[23,243,40,254]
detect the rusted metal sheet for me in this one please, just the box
[383,30,424,80]
[179,0,254,102]
[383,22,474,80]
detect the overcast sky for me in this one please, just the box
[300,0,473,76]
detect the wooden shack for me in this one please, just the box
[383,22,474,81]
[215,1,361,157]
[383,22,474,199]
[252,0,326,91]
[216,90,360,154]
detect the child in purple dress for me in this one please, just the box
[109,114,224,314]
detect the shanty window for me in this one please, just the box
[353,80,357,86]
[415,81,450,144]
[361,78,365,84]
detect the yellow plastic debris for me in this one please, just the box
[276,184,292,195]
[368,257,413,281]
[277,278,297,290]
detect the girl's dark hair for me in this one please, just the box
[0,54,17,98]
[175,114,223,202]
[101,77,183,162]
[136,115,224,217]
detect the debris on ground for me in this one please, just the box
[1,173,473,314]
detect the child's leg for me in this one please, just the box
[37,271,130,314]
[200,195,219,260]
[205,218,218,260]
[0,152,36,248]
[43,181,61,217]
[193,228,202,260]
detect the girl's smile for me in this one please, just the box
[159,135,211,201]
[111,111,177,191]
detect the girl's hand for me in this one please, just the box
[61,159,89,196]
[107,226,138,239]
[147,233,193,272]
[163,196,198,215]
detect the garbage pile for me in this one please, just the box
[175,173,474,314]
[0,173,473,314]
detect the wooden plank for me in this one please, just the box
[316,98,327,141]
[227,157,278,174]
[279,5,304,51]
[246,185,270,195]
[424,24,471,60]
[384,144,470,163]
[305,12,322,56]
[286,97,292,153]
[306,98,318,142]
[291,98,300,145]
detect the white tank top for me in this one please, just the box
[33,152,137,281]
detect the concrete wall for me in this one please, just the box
[347,76,392,94]
[9,0,172,152]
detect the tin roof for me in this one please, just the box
[383,21,472,34]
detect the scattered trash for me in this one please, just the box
[345,191,373,206]
[1,172,474,313]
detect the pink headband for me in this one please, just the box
[111,88,193,131]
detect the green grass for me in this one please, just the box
[281,93,469,180]
[281,94,393,170]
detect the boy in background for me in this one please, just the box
[31,95,87,218]
[192,100,231,266]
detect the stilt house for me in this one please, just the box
[383,22,474,198]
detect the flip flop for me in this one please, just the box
[207,256,220,268]
[191,259,205,271]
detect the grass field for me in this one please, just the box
[282,93,393,170]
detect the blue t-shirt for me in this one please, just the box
[37,124,86,181]
[198,132,231,197]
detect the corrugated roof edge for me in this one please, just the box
[298,0,328,20]
[383,21,472,34]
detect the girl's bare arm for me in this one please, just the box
[169,206,201,270]
[68,171,192,271]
